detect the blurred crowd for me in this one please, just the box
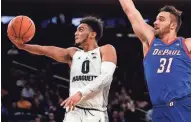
[2,68,66,122]
[2,67,152,122]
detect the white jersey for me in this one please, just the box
[70,47,111,111]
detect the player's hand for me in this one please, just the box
[60,91,82,112]
[8,37,25,49]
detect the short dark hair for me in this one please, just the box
[159,5,182,32]
[80,16,103,40]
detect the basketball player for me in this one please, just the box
[119,0,191,122]
[10,16,117,122]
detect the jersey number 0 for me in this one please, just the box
[81,60,90,74]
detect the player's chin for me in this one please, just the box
[154,31,160,37]
[74,41,81,47]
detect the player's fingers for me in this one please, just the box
[68,101,74,112]
[72,101,77,111]
[9,38,25,49]
[72,105,75,111]
[64,99,71,108]
[60,100,66,107]
[15,38,23,43]
[60,98,68,106]
[8,37,19,45]
[13,38,23,44]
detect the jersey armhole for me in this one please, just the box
[69,48,80,67]
[182,38,191,59]
[143,36,156,61]
[98,47,103,61]
[71,47,81,58]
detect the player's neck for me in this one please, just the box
[160,32,177,44]
[81,40,98,52]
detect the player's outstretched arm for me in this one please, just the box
[78,44,117,96]
[119,0,154,44]
[11,39,77,64]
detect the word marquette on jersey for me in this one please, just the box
[152,49,181,56]
[72,75,98,82]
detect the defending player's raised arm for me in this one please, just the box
[78,44,117,97]
[119,0,154,44]
[12,39,77,64]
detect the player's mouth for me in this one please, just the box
[75,37,79,40]
[154,26,159,30]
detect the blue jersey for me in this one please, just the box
[144,37,191,105]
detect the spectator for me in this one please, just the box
[36,90,44,102]
[35,116,41,122]
[48,112,56,122]
[16,77,26,87]
[136,101,148,109]
[2,104,9,122]
[119,111,127,122]
[111,98,120,110]
[32,95,45,115]
[17,96,32,110]
[21,84,35,99]
[55,97,65,122]
[146,109,153,122]
[126,100,135,112]
[111,111,120,122]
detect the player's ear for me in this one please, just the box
[90,32,96,39]
[170,22,177,30]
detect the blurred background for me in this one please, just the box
[1,0,191,122]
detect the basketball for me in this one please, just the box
[7,15,35,43]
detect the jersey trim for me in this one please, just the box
[182,37,191,59]
[143,36,155,61]
[162,37,178,45]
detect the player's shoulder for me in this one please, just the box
[100,44,116,51]
[100,44,117,57]
[182,37,191,46]
[185,38,191,41]
[68,47,83,52]
[184,37,191,45]
[185,38,191,52]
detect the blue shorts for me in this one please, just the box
[152,95,191,122]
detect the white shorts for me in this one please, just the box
[63,106,109,122]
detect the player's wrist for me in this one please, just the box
[16,43,26,50]
[77,91,82,97]
[78,89,85,97]
[10,38,25,49]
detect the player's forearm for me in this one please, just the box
[20,44,52,56]
[119,0,137,15]
[79,62,116,96]
[119,0,145,25]
[18,44,71,63]
[79,73,112,96]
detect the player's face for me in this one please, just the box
[154,12,172,37]
[74,24,91,46]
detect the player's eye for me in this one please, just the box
[78,27,84,32]
[159,18,165,22]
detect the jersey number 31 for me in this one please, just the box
[157,58,173,73]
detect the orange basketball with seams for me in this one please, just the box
[7,15,35,43]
